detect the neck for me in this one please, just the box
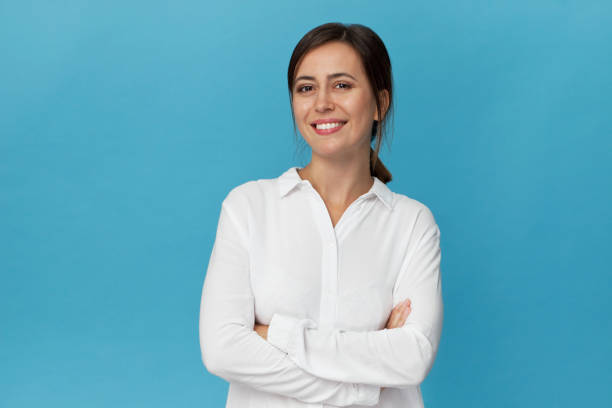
[297,149,374,208]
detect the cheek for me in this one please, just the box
[292,99,310,115]
[293,105,313,131]
[346,96,374,117]
[348,102,376,133]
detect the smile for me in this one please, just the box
[311,121,347,135]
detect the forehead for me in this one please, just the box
[295,41,365,79]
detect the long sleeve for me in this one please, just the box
[267,205,444,388]
[199,188,381,407]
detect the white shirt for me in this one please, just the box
[199,166,443,407]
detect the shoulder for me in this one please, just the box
[391,192,439,231]
[221,176,277,211]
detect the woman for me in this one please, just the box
[199,22,443,407]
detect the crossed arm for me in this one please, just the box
[263,205,444,389]
[199,193,380,406]
[254,297,413,392]
[200,190,442,403]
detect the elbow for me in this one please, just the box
[199,318,230,378]
[200,337,234,379]
[200,333,222,376]
[398,331,438,387]
[199,320,251,380]
[404,351,432,387]
[202,350,225,378]
[413,355,433,386]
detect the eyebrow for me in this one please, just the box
[294,72,357,82]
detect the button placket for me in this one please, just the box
[305,185,374,328]
[304,184,340,328]
[321,223,338,327]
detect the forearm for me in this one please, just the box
[200,295,380,406]
[267,305,442,388]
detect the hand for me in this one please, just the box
[385,298,411,330]
[381,298,411,392]
[254,323,269,340]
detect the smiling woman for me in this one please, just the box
[199,22,443,408]
[288,27,394,184]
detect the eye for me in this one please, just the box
[336,82,352,89]
[297,85,313,93]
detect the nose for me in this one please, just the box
[314,87,334,112]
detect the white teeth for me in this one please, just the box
[315,122,344,130]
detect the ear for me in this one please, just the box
[373,89,390,121]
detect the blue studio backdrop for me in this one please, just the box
[1,1,611,407]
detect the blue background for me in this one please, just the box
[1,1,611,406]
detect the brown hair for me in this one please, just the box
[287,22,394,183]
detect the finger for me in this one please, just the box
[387,308,401,329]
[395,305,410,323]
[403,305,411,317]
[387,306,399,325]
[395,299,410,309]
[391,301,409,323]
[389,304,407,328]
[396,300,410,316]
[400,300,411,314]
[388,299,413,329]
[386,311,398,329]
[399,305,412,324]
[393,300,409,315]
[390,302,408,321]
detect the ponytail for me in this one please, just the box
[370,120,392,183]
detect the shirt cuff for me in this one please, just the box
[354,384,381,406]
[267,313,317,355]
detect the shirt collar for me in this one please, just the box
[277,166,394,211]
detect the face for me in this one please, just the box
[291,41,387,160]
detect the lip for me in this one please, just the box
[310,119,348,135]
[311,118,347,125]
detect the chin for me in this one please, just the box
[312,144,354,159]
